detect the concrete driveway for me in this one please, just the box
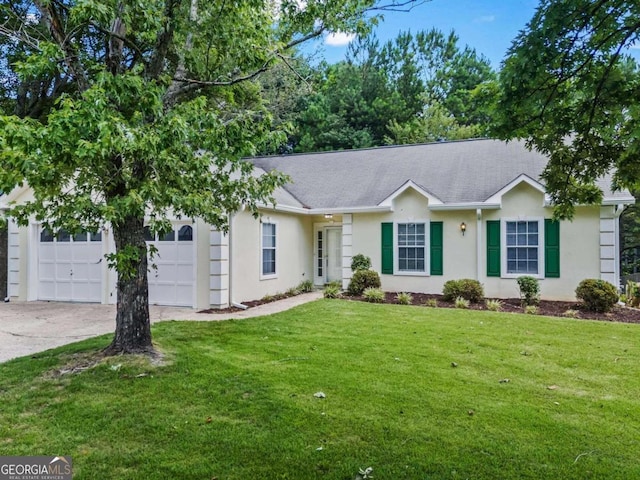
[0,292,322,363]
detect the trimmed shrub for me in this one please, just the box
[297,279,314,293]
[524,305,538,315]
[351,254,372,272]
[396,292,413,305]
[363,287,385,303]
[442,279,484,303]
[348,269,381,296]
[575,279,619,313]
[323,285,342,299]
[454,296,470,309]
[485,299,503,312]
[423,298,438,308]
[517,276,540,306]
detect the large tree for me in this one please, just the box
[294,28,494,152]
[493,0,640,219]
[0,0,421,354]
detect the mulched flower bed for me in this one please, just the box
[198,290,640,324]
[346,292,640,324]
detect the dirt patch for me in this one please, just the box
[345,292,640,324]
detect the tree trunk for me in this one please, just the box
[105,215,153,355]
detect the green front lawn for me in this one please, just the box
[1,300,639,479]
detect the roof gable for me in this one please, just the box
[378,180,443,207]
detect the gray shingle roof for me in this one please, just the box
[250,139,632,209]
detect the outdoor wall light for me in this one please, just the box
[460,222,467,236]
[324,214,333,219]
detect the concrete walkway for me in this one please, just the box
[0,292,322,363]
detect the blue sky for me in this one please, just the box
[309,0,541,69]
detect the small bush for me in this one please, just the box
[297,279,314,293]
[575,279,619,312]
[517,276,540,306]
[348,269,381,296]
[625,281,640,307]
[363,287,385,303]
[323,285,342,299]
[524,305,538,315]
[454,296,470,309]
[442,279,484,303]
[563,309,580,318]
[261,294,274,302]
[351,254,372,272]
[396,292,413,305]
[423,298,438,308]
[286,287,299,297]
[485,299,503,312]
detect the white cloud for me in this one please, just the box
[474,15,496,23]
[325,31,356,47]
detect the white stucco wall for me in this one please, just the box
[349,184,605,301]
[482,183,601,301]
[230,209,313,304]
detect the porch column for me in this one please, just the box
[209,228,229,308]
[599,207,617,286]
[342,214,353,290]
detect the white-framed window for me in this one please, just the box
[261,222,277,278]
[502,218,543,277]
[395,221,428,275]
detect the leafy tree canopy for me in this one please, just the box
[493,0,640,219]
[0,0,422,353]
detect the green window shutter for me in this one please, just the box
[381,222,394,274]
[430,221,443,275]
[486,220,501,277]
[544,219,560,278]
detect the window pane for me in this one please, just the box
[160,229,175,241]
[529,222,538,233]
[263,249,275,275]
[506,222,517,234]
[73,232,87,242]
[517,222,527,234]
[144,226,154,242]
[178,225,193,241]
[90,231,102,242]
[40,229,54,242]
[506,233,516,246]
[57,230,71,242]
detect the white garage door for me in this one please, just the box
[146,224,194,307]
[38,229,103,302]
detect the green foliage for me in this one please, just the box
[351,254,372,272]
[454,296,470,309]
[516,276,540,307]
[293,28,495,152]
[575,279,619,313]
[423,298,438,308]
[524,305,538,315]
[493,0,640,219]
[485,299,503,312]
[323,284,342,299]
[396,292,413,305]
[563,309,580,319]
[363,287,385,303]
[0,0,397,350]
[285,287,299,297]
[625,280,640,307]
[297,280,314,293]
[348,269,382,296]
[442,279,484,303]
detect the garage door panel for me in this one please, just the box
[146,224,194,307]
[177,245,192,261]
[39,230,103,303]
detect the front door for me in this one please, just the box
[325,227,342,283]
